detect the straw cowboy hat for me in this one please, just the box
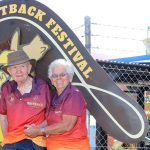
[2,50,36,74]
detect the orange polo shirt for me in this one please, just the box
[0,78,51,147]
[46,84,90,150]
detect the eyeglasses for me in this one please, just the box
[51,72,68,79]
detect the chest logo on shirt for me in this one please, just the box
[7,93,16,104]
[26,96,44,108]
[55,110,62,115]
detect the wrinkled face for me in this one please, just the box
[7,61,32,83]
[50,65,72,95]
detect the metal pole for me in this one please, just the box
[84,16,91,145]
[84,16,91,53]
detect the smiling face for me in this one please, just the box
[50,65,72,95]
[7,61,32,84]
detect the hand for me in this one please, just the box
[24,124,41,138]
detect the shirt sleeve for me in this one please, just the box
[45,83,52,118]
[62,91,86,116]
[0,86,7,115]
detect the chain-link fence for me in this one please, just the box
[88,60,150,150]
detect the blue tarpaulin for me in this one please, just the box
[111,54,150,63]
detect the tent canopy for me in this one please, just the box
[111,54,150,63]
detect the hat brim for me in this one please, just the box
[2,59,36,75]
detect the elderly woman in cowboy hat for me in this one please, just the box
[0,50,51,150]
[24,59,90,150]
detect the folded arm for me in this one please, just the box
[24,114,77,138]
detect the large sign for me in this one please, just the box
[0,0,148,143]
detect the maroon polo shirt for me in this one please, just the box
[0,77,51,146]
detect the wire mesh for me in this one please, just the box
[89,60,150,150]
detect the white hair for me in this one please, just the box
[48,59,74,78]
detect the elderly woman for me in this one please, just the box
[0,50,51,150]
[25,59,90,150]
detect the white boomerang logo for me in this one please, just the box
[72,82,145,139]
[0,16,145,139]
